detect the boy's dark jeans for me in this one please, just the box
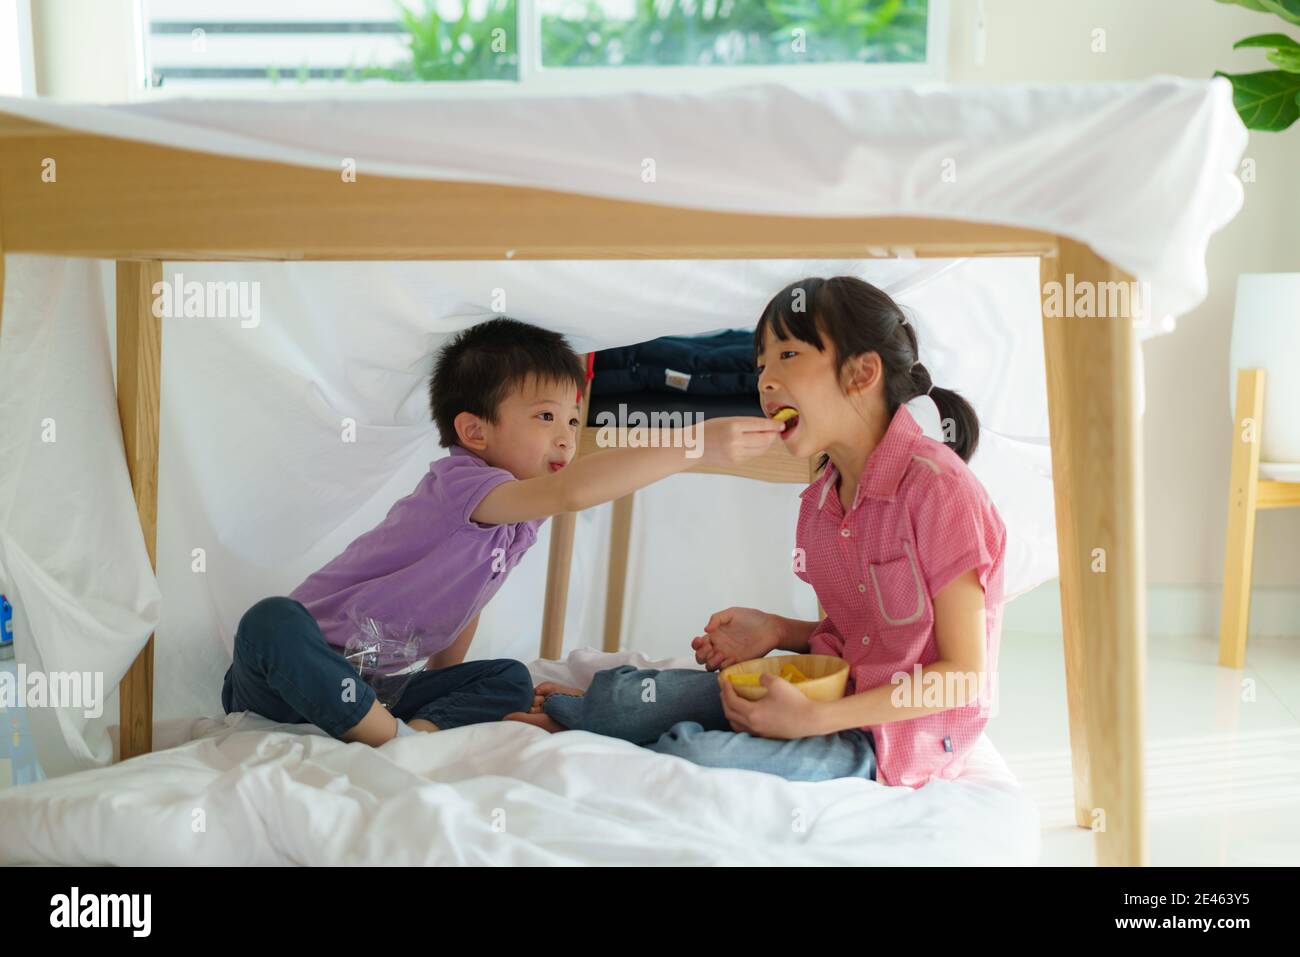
[221,597,533,738]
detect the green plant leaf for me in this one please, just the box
[1262,0,1300,24]
[1216,0,1278,12]
[1233,31,1300,48]
[1232,31,1300,69]
[1215,68,1300,129]
[1216,0,1300,26]
[1267,47,1300,69]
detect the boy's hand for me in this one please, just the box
[696,416,784,469]
[692,606,781,671]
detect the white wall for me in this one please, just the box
[947,2,1300,600]
[26,0,1300,628]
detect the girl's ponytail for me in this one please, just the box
[908,360,980,463]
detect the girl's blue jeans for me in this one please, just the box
[221,597,534,738]
[543,665,877,782]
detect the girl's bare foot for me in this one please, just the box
[528,681,586,714]
[504,711,567,733]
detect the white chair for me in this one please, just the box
[1220,274,1300,668]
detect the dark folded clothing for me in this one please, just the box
[591,329,756,397]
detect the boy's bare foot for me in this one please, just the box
[536,681,585,698]
[407,718,439,733]
[504,711,567,733]
[527,681,586,714]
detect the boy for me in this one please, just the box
[221,317,783,746]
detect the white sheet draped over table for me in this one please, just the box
[0,77,1246,775]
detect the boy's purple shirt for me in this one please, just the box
[288,446,542,670]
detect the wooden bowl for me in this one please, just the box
[718,654,849,702]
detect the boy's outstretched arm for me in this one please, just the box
[470,416,784,525]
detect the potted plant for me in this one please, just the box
[1215,0,1300,129]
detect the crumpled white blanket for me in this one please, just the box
[0,649,1038,866]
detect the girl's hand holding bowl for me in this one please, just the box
[719,668,824,739]
[717,654,850,739]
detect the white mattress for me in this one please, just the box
[0,650,1040,866]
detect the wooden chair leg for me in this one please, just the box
[602,493,634,653]
[1219,369,1265,669]
[116,261,164,761]
[1042,241,1147,867]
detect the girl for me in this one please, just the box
[509,277,1006,788]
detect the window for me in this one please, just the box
[139,0,946,96]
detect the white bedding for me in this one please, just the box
[0,650,1039,866]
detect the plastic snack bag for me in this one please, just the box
[341,610,425,709]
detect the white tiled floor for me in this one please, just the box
[989,631,1300,866]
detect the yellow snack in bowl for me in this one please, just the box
[780,663,809,683]
[722,654,848,702]
[772,407,798,423]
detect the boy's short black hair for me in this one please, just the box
[429,317,586,448]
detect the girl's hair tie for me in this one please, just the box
[910,360,936,397]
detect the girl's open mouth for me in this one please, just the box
[773,406,800,438]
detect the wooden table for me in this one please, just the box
[0,109,1146,866]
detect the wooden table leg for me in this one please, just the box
[1219,369,1264,669]
[602,492,635,652]
[540,511,576,660]
[539,377,592,660]
[116,261,163,762]
[1041,240,1148,867]
[1039,252,1094,830]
